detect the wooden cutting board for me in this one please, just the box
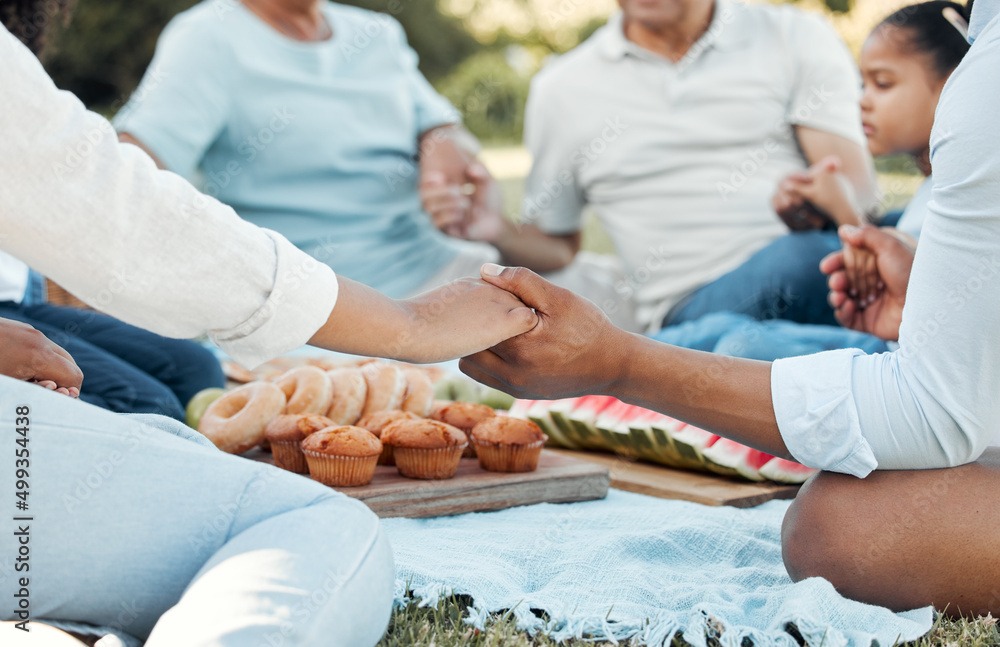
[547,449,799,508]
[245,449,610,518]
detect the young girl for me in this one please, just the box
[653,0,972,360]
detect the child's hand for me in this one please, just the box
[775,156,862,228]
[819,225,914,342]
[396,277,538,363]
[842,241,882,307]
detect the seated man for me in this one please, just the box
[0,251,225,420]
[115,0,635,328]
[425,0,877,333]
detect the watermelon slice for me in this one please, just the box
[544,398,582,449]
[700,438,774,481]
[595,400,643,456]
[622,406,674,464]
[758,457,818,484]
[507,399,533,420]
[669,424,719,468]
[524,401,563,447]
[566,395,618,450]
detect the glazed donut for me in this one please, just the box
[400,368,434,417]
[325,367,368,425]
[360,362,407,417]
[198,382,286,454]
[276,366,333,415]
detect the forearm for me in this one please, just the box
[492,221,579,273]
[307,279,413,360]
[609,332,790,458]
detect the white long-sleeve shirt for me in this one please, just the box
[772,0,1000,476]
[0,25,339,369]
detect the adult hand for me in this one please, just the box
[421,163,505,242]
[459,264,630,399]
[820,225,914,341]
[0,318,83,396]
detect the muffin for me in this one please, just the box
[470,416,546,473]
[381,419,468,479]
[356,410,420,466]
[264,414,337,473]
[430,401,496,458]
[301,426,382,487]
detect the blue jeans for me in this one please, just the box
[0,302,225,421]
[653,312,889,361]
[0,378,394,646]
[665,231,843,329]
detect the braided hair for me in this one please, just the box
[877,1,973,80]
[0,0,74,56]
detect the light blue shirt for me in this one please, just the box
[115,0,466,298]
[771,4,1000,476]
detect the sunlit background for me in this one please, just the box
[42,0,921,247]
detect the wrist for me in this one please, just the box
[601,329,643,397]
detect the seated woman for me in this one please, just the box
[0,6,536,646]
[653,0,969,361]
[0,251,225,421]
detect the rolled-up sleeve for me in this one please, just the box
[0,27,338,369]
[771,26,1000,476]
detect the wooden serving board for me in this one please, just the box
[548,449,799,508]
[245,449,609,518]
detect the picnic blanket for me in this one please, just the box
[384,490,934,647]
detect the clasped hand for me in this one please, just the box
[820,225,915,342]
[0,317,82,396]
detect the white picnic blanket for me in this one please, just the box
[384,490,934,647]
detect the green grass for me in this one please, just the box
[380,595,1000,646]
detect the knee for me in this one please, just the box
[781,471,859,583]
[306,497,394,646]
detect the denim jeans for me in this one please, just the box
[653,311,889,361]
[665,231,843,329]
[0,302,225,421]
[0,377,394,646]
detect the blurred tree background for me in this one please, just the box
[43,0,907,144]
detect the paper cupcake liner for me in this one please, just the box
[393,444,467,480]
[270,440,309,474]
[461,440,478,458]
[378,444,396,467]
[473,438,545,473]
[303,451,378,487]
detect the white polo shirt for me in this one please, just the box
[522,2,865,330]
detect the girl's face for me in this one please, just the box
[859,26,947,159]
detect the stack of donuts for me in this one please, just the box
[197,360,546,487]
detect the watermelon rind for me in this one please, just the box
[758,457,817,484]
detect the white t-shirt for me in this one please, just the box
[0,25,339,369]
[0,251,29,304]
[771,1,1000,475]
[522,2,865,329]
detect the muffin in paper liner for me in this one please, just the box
[271,440,309,474]
[393,444,467,480]
[303,451,379,487]
[473,438,546,472]
[379,444,396,467]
